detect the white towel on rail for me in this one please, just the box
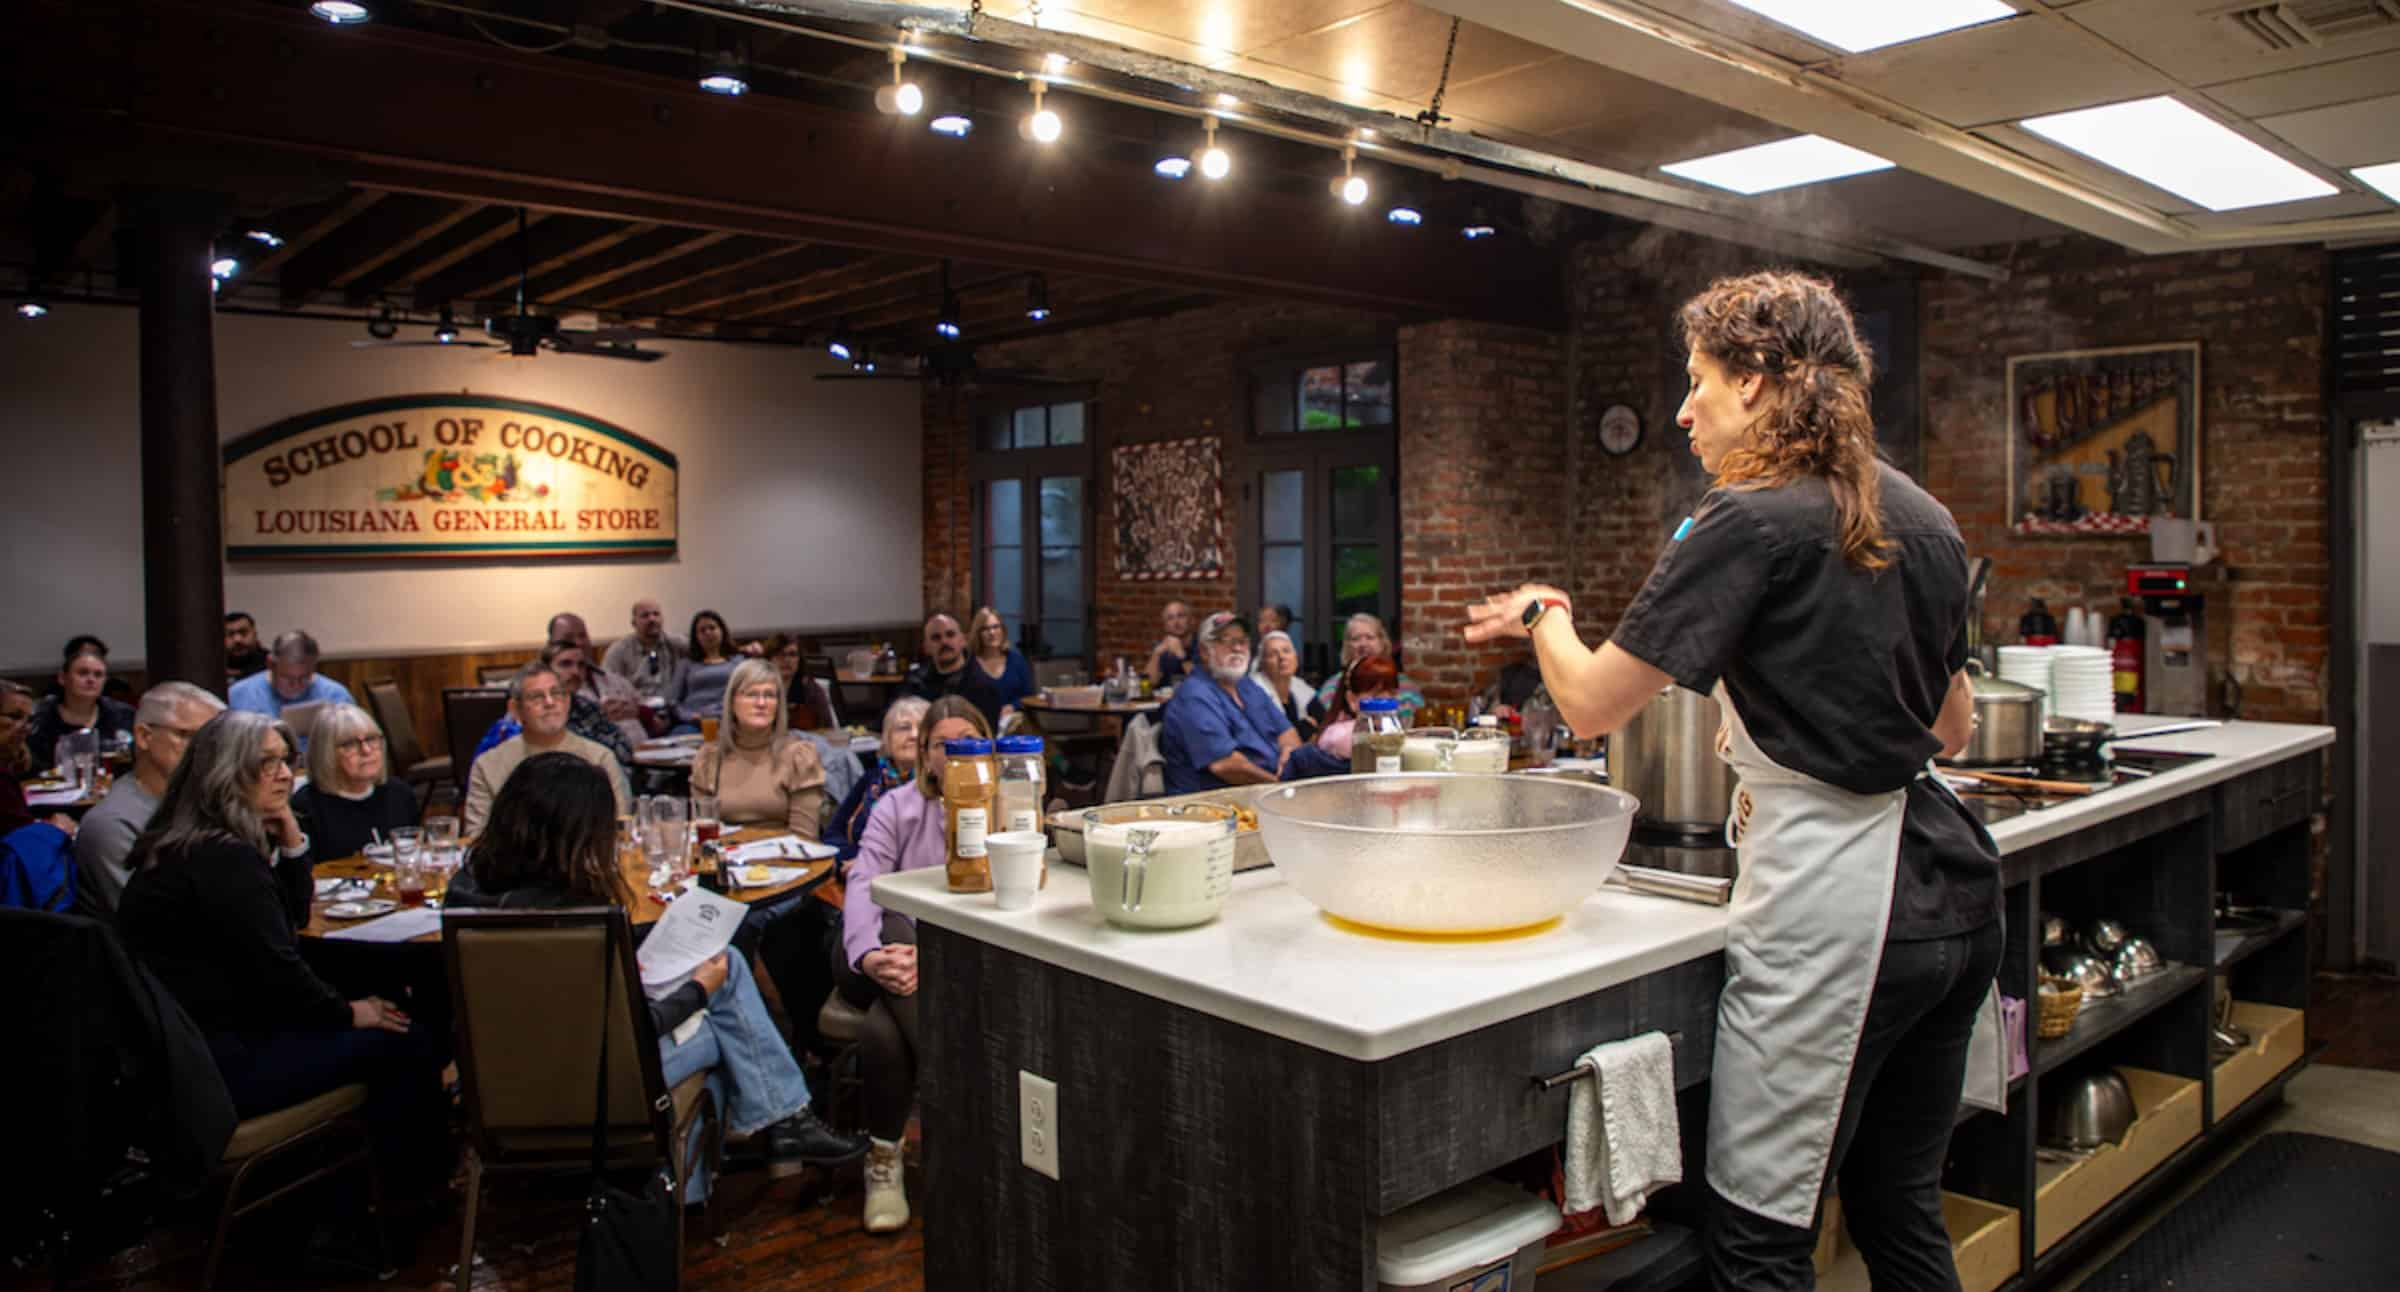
[1563,1031,1681,1225]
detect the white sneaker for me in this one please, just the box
[862,1137,909,1234]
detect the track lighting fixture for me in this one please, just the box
[210,255,240,280]
[1020,80,1062,144]
[854,348,877,374]
[366,303,399,341]
[936,293,963,339]
[1198,117,1230,180]
[16,298,49,320]
[930,114,974,137]
[309,1,370,24]
[1154,156,1192,180]
[1461,223,1497,240]
[875,47,924,116]
[244,228,284,249]
[433,305,460,344]
[1330,145,1368,206]
[1025,274,1051,322]
[1386,205,1423,226]
[698,70,749,96]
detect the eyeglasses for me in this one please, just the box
[736,686,782,702]
[519,688,566,706]
[254,753,297,777]
[338,734,385,753]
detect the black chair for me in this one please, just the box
[365,679,452,818]
[441,688,510,800]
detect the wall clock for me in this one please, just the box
[1598,403,1643,456]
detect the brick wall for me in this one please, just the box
[1394,319,1570,705]
[1921,238,2328,723]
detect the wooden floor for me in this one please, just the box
[61,975,2400,1291]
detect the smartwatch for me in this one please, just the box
[1521,598,1569,632]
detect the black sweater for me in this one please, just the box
[291,781,420,862]
[441,870,709,1036]
[117,836,346,1034]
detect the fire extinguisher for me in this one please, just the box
[2108,597,2145,714]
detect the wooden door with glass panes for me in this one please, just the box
[1247,356,1397,680]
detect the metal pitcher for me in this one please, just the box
[1611,687,1738,833]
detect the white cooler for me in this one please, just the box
[1377,1177,1562,1292]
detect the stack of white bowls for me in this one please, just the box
[2047,646,2116,723]
[1997,645,2053,702]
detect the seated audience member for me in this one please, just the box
[1314,655,1403,763]
[903,612,1004,728]
[669,609,742,732]
[474,640,636,770]
[1311,613,1425,722]
[226,631,356,738]
[1145,599,1194,688]
[74,681,224,915]
[966,606,1035,720]
[1255,630,1319,743]
[600,597,687,702]
[3,681,79,910]
[1158,614,1299,793]
[828,697,927,862]
[692,659,827,839]
[114,710,449,1194]
[445,753,865,1197]
[551,612,646,749]
[1478,650,1549,717]
[768,635,840,731]
[840,696,988,1234]
[225,612,269,682]
[1255,603,1294,639]
[290,703,419,862]
[463,663,629,835]
[28,645,137,770]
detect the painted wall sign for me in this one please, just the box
[222,394,678,559]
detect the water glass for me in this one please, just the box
[427,816,461,849]
[391,825,426,874]
[423,845,461,907]
[57,728,98,790]
[690,793,721,851]
[1522,703,1561,769]
[643,797,686,888]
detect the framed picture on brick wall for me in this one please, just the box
[2005,341,2201,537]
[1113,435,1226,580]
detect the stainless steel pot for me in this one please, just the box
[1611,687,1737,832]
[2042,1069,2137,1150]
[1942,658,2047,767]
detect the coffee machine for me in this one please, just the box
[2125,564,2234,716]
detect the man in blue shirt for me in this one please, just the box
[226,630,355,745]
[1159,613,1299,794]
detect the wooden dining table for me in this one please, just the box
[1018,694,1163,718]
[297,823,835,943]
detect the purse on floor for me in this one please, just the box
[575,923,680,1292]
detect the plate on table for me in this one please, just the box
[325,899,398,920]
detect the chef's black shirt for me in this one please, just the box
[1610,463,2002,941]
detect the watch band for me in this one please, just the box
[1522,597,1569,632]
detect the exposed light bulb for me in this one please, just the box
[1021,82,1062,143]
[1331,144,1367,206]
[309,1,370,24]
[1340,175,1369,205]
[875,47,923,115]
[1198,118,1230,180]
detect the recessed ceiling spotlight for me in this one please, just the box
[210,256,239,280]
[930,114,973,137]
[244,228,284,249]
[2021,95,2338,212]
[1461,224,1497,240]
[828,320,855,362]
[309,1,371,25]
[1154,156,1193,180]
[16,299,50,320]
[698,72,749,96]
[1386,205,1423,225]
[1329,145,1368,206]
[874,46,924,116]
[1020,80,1062,143]
[1198,117,1231,180]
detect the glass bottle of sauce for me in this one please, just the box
[942,737,997,892]
[1352,697,1407,775]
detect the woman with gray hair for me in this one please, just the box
[116,709,450,1194]
[291,702,419,861]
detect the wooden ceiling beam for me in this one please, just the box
[704,258,932,322]
[447,221,658,306]
[381,207,545,292]
[582,239,822,311]
[540,228,734,303]
[404,213,618,310]
[275,193,464,307]
[327,201,480,289]
[218,188,381,303]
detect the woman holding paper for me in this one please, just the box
[446,753,866,1195]
[691,658,829,841]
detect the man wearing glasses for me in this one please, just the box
[74,682,225,915]
[462,663,631,835]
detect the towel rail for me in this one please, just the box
[1534,1031,1682,1090]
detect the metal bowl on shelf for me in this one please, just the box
[2087,917,2133,957]
[2041,911,2072,949]
[2042,1069,2137,1151]
[2044,949,2122,999]
[1253,773,1637,935]
[2110,936,2165,985]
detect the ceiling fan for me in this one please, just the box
[353,208,665,362]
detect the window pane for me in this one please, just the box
[1049,402,1086,445]
[1261,470,1304,543]
[987,548,1025,624]
[984,478,1022,547]
[1039,476,1083,548]
[999,610,1024,646]
[1264,544,1306,644]
[1300,365,1344,430]
[1344,359,1393,427]
[1013,406,1047,449]
[1330,465,1384,541]
[1041,546,1084,619]
[1332,544,1381,618]
[980,413,1012,452]
[1040,619,1085,659]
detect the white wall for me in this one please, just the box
[0,303,922,670]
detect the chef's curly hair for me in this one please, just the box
[1678,271,1890,571]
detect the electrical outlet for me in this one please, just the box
[1019,1070,1060,1180]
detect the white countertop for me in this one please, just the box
[876,717,2332,1063]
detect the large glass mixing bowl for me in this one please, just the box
[1253,773,1638,934]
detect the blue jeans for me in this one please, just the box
[656,953,811,1201]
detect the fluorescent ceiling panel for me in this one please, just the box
[1725,0,2015,53]
[2357,162,2400,203]
[2020,96,2338,213]
[1660,135,1895,195]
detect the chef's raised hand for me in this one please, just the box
[1464,584,1572,644]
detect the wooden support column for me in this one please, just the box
[136,191,226,690]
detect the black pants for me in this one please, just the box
[1707,917,2004,1291]
[207,1023,451,1198]
[754,897,840,1057]
[831,911,920,1141]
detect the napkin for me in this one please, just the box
[726,835,838,864]
[322,907,442,943]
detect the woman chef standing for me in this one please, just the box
[1468,271,2005,1290]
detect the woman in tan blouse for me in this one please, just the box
[691,657,828,840]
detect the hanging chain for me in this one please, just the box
[1416,17,1460,130]
[968,0,983,34]
[1411,18,1449,129]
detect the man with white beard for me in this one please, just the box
[1156,612,1300,794]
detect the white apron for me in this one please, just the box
[1705,687,2005,1230]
